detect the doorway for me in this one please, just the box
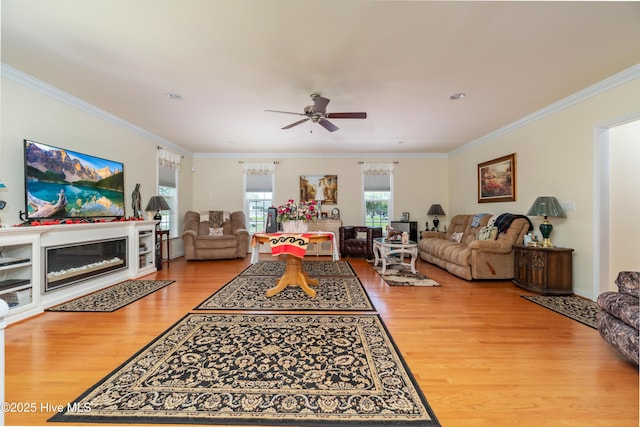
[596,118,640,295]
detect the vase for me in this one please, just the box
[282,220,308,233]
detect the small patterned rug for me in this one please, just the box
[372,263,440,287]
[521,295,598,328]
[195,276,374,311]
[240,260,355,277]
[46,280,176,312]
[49,313,440,426]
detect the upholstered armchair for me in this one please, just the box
[182,210,249,260]
[597,271,639,364]
[339,226,383,259]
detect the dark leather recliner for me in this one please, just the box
[339,226,383,259]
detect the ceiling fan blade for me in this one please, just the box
[326,112,367,119]
[318,118,339,132]
[312,95,330,113]
[282,118,310,129]
[265,109,305,116]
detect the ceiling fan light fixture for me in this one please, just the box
[449,92,466,101]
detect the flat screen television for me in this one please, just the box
[24,139,125,220]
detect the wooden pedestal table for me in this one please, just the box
[251,233,334,298]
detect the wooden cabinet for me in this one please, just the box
[390,221,418,242]
[513,244,574,295]
[306,219,342,256]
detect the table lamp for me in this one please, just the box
[427,204,446,231]
[145,196,170,221]
[526,196,566,247]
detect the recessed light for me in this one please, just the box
[165,92,182,100]
[449,92,466,101]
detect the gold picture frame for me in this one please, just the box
[478,153,516,203]
[300,175,337,205]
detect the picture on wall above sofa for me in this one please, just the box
[478,153,516,203]
[300,175,337,205]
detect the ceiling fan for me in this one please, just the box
[266,94,367,132]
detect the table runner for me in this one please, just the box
[251,232,337,263]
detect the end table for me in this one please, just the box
[513,244,573,295]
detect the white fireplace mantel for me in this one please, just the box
[0,220,157,324]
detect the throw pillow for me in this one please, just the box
[209,227,224,236]
[356,231,368,240]
[477,226,498,241]
[209,211,225,228]
[450,232,463,243]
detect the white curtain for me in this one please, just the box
[243,162,276,176]
[361,162,394,176]
[158,148,182,171]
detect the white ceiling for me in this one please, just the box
[2,1,640,156]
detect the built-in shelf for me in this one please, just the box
[0,220,157,324]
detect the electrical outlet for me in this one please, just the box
[560,200,575,211]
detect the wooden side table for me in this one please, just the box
[156,229,170,267]
[513,244,573,295]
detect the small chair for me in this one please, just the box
[339,226,383,259]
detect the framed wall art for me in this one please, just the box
[300,175,338,205]
[478,153,516,203]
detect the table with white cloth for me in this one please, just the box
[250,232,338,298]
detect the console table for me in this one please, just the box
[513,244,574,295]
[156,229,170,267]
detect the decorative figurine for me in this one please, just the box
[132,183,142,218]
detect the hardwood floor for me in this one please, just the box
[5,255,639,426]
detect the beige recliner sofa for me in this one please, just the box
[182,210,249,260]
[418,213,532,280]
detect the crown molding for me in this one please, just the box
[1,63,192,157]
[192,152,448,159]
[449,63,640,157]
[4,61,638,160]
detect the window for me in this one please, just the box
[158,165,178,237]
[362,163,394,229]
[243,163,275,234]
[246,191,273,233]
[157,148,181,238]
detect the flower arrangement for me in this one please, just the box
[276,199,318,222]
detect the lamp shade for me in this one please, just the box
[145,196,170,212]
[427,204,446,216]
[526,197,566,218]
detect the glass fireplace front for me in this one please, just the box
[44,237,128,292]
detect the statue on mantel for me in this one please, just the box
[132,183,142,218]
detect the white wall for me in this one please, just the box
[0,74,194,258]
[448,77,640,299]
[191,155,448,230]
[3,66,638,298]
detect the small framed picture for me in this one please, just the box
[401,212,410,222]
[321,212,328,219]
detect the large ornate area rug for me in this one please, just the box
[521,295,598,328]
[46,280,176,312]
[49,313,440,426]
[195,276,374,311]
[241,260,356,277]
[372,264,440,287]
